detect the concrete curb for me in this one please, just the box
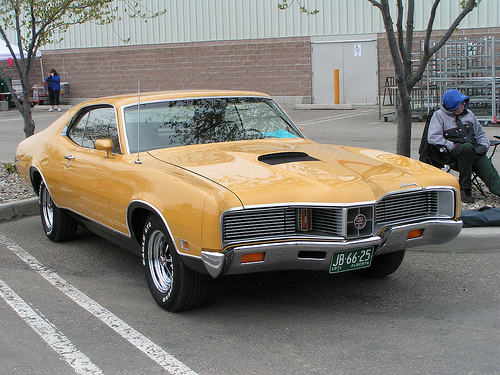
[0,197,38,221]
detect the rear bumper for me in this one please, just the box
[200,219,463,278]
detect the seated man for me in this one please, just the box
[428,89,500,203]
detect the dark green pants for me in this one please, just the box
[451,143,500,196]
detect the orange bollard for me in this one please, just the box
[334,69,340,104]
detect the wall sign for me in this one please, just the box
[354,44,362,57]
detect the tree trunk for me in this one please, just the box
[22,101,35,138]
[396,90,412,157]
[21,61,36,137]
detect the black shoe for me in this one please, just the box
[461,189,474,203]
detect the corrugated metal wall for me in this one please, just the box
[43,0,498,50]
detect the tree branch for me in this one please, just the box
[428,0,477,56]
[404,0,415,72]
[423,0,440,58]
[376,0,405,85]
[408,0,477,88]
[396,0,405,63]
[366,0,382,10]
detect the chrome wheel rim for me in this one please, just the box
[41,186,54,231]
[147,229,173,294]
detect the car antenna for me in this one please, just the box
[135,78,142,164]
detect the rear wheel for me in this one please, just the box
[355,249,405,278]
[142,214,206,312]
[39,181,78,242]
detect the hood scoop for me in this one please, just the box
[258,151,320,165]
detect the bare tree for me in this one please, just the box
[279,0,479,157]
[0,0,165,138]
[367,0,479,156]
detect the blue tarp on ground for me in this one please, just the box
[460,206,500,227]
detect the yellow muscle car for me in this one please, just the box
[15,90,462,311]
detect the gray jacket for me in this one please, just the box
[428,106,490,154]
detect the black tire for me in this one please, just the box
[39,181,78,242]
[142,214,206,312]
[355,249,405,278]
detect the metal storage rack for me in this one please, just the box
[379,36,499,123]
[379,46,441,122]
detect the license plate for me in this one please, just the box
[329,248,373,274]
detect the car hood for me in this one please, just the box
[148,138,456,206]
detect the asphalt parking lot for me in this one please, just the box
[0,103,499,374]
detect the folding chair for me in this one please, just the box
[471,135,500,196]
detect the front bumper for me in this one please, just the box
[200,219,463,278]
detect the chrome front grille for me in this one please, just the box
[221,190,443,246]
[222,206,356,245]
[311,208,343,234]
[375,190,439,224]
[222,207,296,242]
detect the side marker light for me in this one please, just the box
[179,239,190,251]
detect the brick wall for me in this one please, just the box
[3,28,498,105]
[38,37,312,102]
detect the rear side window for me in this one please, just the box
[68,106,121,154]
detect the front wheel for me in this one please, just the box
[39,181,78,242]
[355,249,406,278]
[142,214,206,312]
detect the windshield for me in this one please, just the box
[123,97,303,153]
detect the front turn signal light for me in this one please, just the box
[241,252,265,264]
[407,229,424,239]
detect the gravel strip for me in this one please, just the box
[463,183,500,210]
[1,167,36,204]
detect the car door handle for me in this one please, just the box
[64,155,75,161]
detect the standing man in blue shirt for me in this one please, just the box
[45,68,61,112]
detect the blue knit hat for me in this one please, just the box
[442,89,469,111]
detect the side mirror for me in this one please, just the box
[95,139,114,158]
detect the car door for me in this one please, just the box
[59,105,120,229]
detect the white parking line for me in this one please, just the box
[297,108,379,126]
[0,233,198,375]
[0,278,103,375]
